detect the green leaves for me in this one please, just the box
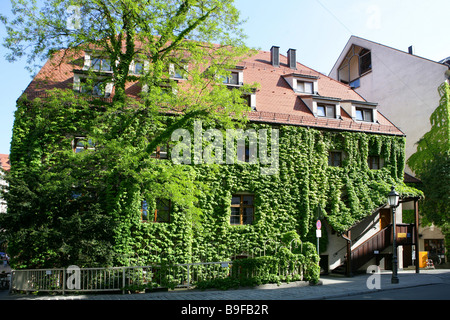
[407,83,449,228]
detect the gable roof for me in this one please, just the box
[330,35,449,76]
[21,45,404,136]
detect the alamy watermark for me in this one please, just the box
[366,265,381,290]
[66,5,81,30]
[170,120,279,175]
[66,265,81,290]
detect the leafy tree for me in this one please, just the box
[407,82,450,254]
[0,0,255,268]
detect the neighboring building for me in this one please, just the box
[0,154,9,214]
[0,154,10,255]
[329,35,450,176]
[12,44,422,274]
[329,36,449,266]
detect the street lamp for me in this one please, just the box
[388,186,400,284]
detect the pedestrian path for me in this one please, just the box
[2,269,449,301]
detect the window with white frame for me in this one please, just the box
[169,63,187,80]
[296,80,314,94]
[91,57,113,72]
[355,107,374,122]
[222,67,244,87]
[317,104,336,118]
[131,61,144,75]
[223,71,239,85]
[79,77,112,97]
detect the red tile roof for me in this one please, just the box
[21,48,404,136]
[0,154,10,172]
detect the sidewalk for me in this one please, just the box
[1,269,449,301]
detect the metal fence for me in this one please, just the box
[10,261,235,294]
[10,259,305,295]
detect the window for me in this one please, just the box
[359,49,372,75]
[78,78,111,97]
[91,58,112,72]
[368,156,382,170]
[141,199,171,223]
[230,194,254,225]
[328,151,342,167]
[132,62,144,75]
[170,64,187,80]
[73,137,95,153]
[355,107,373,122]
[297,81,313,94]
[317,104,336,118]
[337,45,372,84]
[223,71,239,85]
[151,144,169,159]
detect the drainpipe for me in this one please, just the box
[414,198,420,274]
[341,230,353,277]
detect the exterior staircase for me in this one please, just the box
[350,224,393,272]
[332,223,416,275]
[332,225,393,275]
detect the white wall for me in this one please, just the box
[330,37,449,175]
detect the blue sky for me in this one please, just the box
[0,0,448,155]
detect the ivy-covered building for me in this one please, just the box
[8,44,422,276]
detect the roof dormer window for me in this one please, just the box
[91,57,112,72]
[283,73,318,95]
[73,72,113,98]
[296,81,314,94]
[222,67,244,87]
[355,107,374,122]
[224,71,239,85]
[317,104,336,118]
[340,100,378,123]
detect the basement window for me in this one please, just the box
[230,194,254,225]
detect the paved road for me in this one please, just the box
[2,270,449,318]
[2,269,450,301]
[332,283,450,300]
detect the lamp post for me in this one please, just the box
[388,186,400,284]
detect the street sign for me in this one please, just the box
[316,229,322,238]
[316,220,321,230]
